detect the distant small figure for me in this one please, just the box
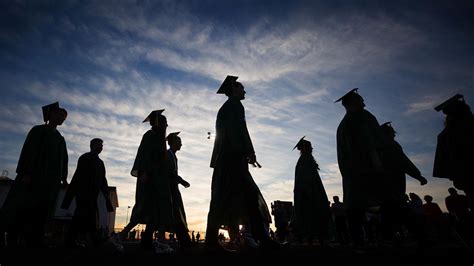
[445,188,470,221]
[445,188,471,243]
[196,231,201,242]
[61,138,114,248]
[191,231,196,243]
[291,137,331,245]
[331,196,349,245]
[422,195,443,241]
[408,193,424,216]
[406,192,424,243]
[1,102,68,248]
[218,232,225,243]
[271,201,292,242]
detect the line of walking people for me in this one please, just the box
[1,76,472,254]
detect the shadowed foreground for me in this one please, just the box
[0,240,473,266]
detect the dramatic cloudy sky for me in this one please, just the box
[1,0,473,232]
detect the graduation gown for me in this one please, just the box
[208,96,271,226]
[293,154,331,238]
[129,129,172,227]
[380,139,422,202]
[433,114,474,212]
[433,115,474,191]
[2,125,68,226]
[167,149,188,229]
[61,152,112,232]
[336,109,385,209]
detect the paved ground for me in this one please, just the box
[0,240,473,266]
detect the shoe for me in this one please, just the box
[260,239,289,251]
[205,241,237,253]
[179,241,197,251]
[244,234,259,249]
[108,234,124,252]
[153,241,175,254]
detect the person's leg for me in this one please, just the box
[26,204,48,248]
[175,223,192,249]
[65,216,79,247]
[140,224,154,249]
[119,222,138,240]
[6,223,21,248]
[205,210,219,245]
[347,208,365,246]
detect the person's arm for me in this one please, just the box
[131,132,153,180]
[226,101,255,156]
[178,176,190,188]
[363,111,384,172]
[445,198,452,213]
[61,155,83,209]
[398,143,427,185]
[98,160,114,212]
[60,137,68,185]
[369,150,384,173]
[16,126,43,182]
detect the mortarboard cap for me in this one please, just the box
[166,131,181,141]
[434,94,464,112]
[217,75,238,95]
[143,109,165,123]
[293,136,310,150]
[334,88,360,103]
[380,121,396,135]
[380,121,392,128]
[42,102,63,122]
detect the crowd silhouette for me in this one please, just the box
[0,77,473,258]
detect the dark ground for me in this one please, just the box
[0,239,473,266]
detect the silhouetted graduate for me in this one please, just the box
[166,131,192,249]
[378,122,427,242]
[205,75,276,252]
[61,138,113,247]
[335,89,385,247]
[433,94,474,217]
[292,137,331,244]
[1,102,68,247]
[119,110,173,251]
[380,122,428,199]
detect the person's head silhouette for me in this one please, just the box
[293,136,313,155]
[90,138,103,154]
[217,75,246,100]
[42,102,67,126]
[335,88,365,112]
[167,132,182,152]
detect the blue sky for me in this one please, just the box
[1,0,473,232]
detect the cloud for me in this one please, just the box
[405,95,447,115]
